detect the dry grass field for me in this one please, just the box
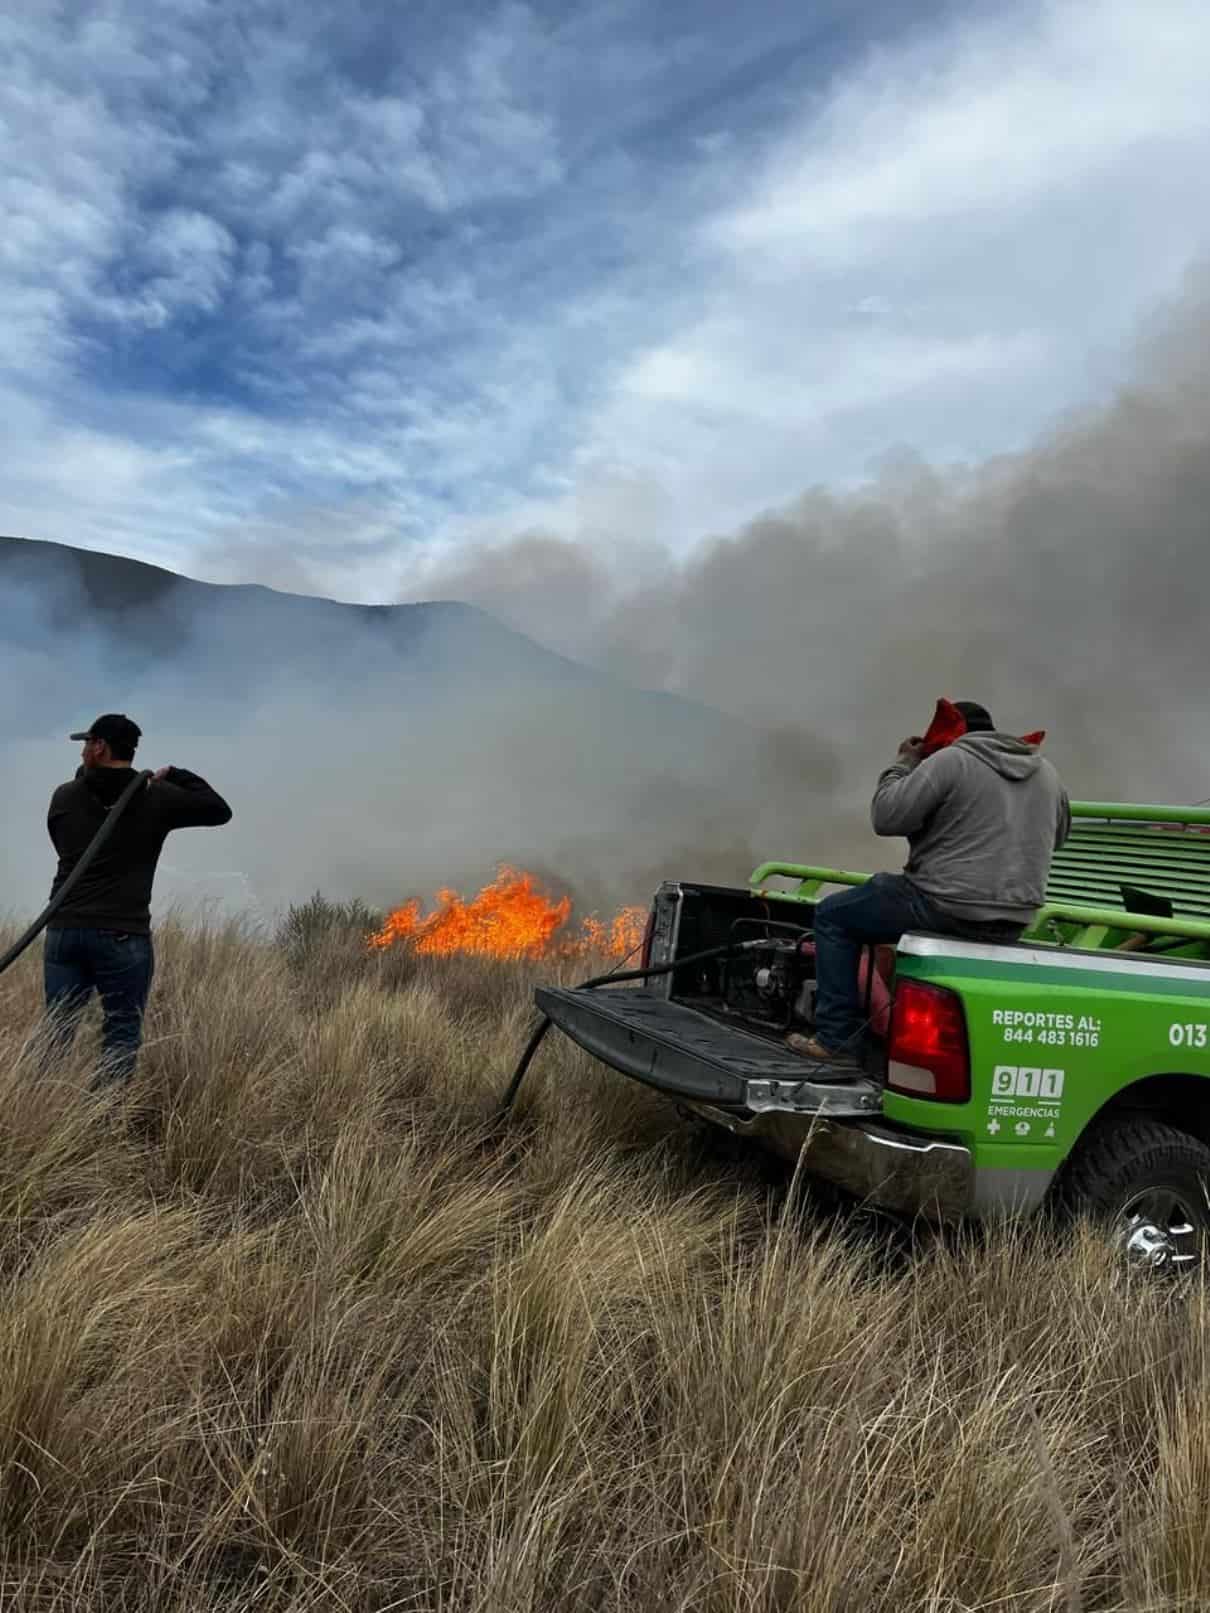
[0,903,1208,1611]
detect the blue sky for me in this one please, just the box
[4,0,1210,600]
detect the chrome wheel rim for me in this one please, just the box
[1119,1189,1200,1270]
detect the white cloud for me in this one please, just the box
[521,0,1210,553]
[3,0,1210,594]
[0,0,576,568]
[623,325,1045,420]
[719,0,1210,266]
[850,296,892,319]
[108,209,237,327]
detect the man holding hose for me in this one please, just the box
[41,714,232,1087]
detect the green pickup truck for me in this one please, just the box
[536,803,1210,1270]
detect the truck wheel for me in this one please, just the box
[1062,1117,1210,1272]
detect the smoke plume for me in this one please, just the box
[0,536,847,927]
[4,273,1209,929]
[413,270,1210,814]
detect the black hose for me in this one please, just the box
[499,1015,555,1111]
[0,769,153,978]
[498,939,759,1112]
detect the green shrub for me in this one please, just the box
[275,892,381,958]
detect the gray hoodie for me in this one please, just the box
[871,733,1071,924]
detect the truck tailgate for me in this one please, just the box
[535,986,880,1116]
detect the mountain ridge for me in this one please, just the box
[0,533,737,733]
[1,534,805,917]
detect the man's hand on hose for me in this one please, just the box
[897,736,926,767]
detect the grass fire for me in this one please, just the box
[368,864,647,961]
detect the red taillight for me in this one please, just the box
[639,907,656,971]
[887,979,970,1102]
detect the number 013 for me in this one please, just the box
[1169,1022,1209,1049]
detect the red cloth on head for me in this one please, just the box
[919,698,968,757]
[918,698,1045,758]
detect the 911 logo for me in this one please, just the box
[991,1066,1065,1100]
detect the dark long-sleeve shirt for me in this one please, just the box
[46,765,233,934]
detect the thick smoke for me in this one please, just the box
[5,274,1209,929]
[0,538,846,927]
[412,271,1210,818]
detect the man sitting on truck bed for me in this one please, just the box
[788,700,1071,1067]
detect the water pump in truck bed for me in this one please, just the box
[719,919,817,1034]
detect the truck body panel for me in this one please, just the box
[535,985,881,1114]
[887,934,1210,1211]
[536,803,1210,1233]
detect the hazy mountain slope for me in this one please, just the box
[1,536,825,919]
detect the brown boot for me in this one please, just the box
[785,1032,849,1064]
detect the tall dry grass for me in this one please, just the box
[0,908,1206,1611]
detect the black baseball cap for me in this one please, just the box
[954,700,995,733]
[69,714,143,756]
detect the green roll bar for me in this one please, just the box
[1068,802,1210,827]
[748,802,1210,952]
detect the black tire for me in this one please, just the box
[1061,1116,1210,1271]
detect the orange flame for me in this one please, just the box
[369,866,646,962]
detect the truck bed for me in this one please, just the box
[535,985,880,1117]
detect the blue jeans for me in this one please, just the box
[43,927,155,1086]
[813,874,1021,1052]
